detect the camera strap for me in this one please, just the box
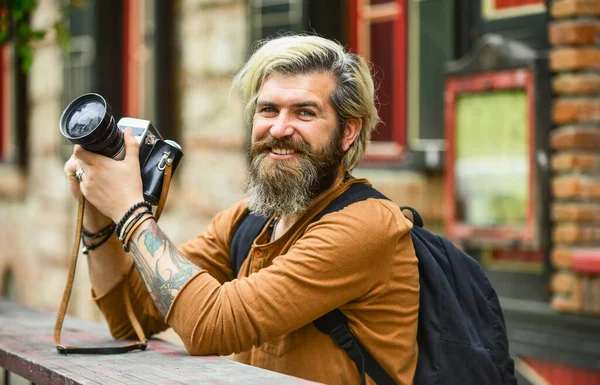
[53,162,174,355]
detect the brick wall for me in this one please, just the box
[549,0,600,314]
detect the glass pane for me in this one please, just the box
[454,90,529,227]
[370,21,395,142]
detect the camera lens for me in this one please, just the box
[60,93,125,159]
[65,99,105,138]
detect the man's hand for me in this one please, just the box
[71,128,145,223]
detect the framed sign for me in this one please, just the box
[482,0,546,20]
[445,68,539,248]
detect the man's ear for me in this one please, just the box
[341,118,362,152]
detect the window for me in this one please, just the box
[62,0,176,152]
[249,0,305,43]
[0,43,27,167]
[350,0,407,161]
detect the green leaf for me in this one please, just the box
[54,21,70,50]
[30,29,45,39]
[144,233,163,256]
[19,47,33,71]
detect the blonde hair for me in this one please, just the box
[232,35,379,171]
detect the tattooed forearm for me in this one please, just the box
[129,220,201,316]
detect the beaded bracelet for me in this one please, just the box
[82,222,116,240]
[115,201,152,236]
[81,230,113,255]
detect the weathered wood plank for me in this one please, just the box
[0,301,321,385]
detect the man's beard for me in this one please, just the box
[244,130,344,218]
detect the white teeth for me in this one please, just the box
[272,148,295,155]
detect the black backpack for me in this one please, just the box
[231,183,518,385]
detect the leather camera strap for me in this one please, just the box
[54,162,173,355]
[154,161,173,221]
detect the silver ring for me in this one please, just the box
[75,168,85,183]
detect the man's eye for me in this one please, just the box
[260,107,277,114]
[299,110,315,118]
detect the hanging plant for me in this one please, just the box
[0,0,73,72]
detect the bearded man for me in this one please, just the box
[64,35,419,385]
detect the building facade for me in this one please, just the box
[1,0,599,384]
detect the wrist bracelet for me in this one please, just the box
[116,201,152,236]
[119,209,152,243]
[82,222,116,240]
[81,230,113,255]
[123,214,155,252]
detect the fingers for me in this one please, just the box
[124,128,140,165]
[73,144,101,166]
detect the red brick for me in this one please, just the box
[553,223,600,244]
[551,271,576,294]
[550,48,600,70]
[552,247,573,268]
[552,98,600,124]
[553,73,600,94]
[551,0,600,18]
[552,175,600,199]
[549,20,600,45]
[551,152,600,171]
[552,202,600,221]
[551,125,600,149]
[552,292,583,313]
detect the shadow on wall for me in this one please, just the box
[1,269,17,301]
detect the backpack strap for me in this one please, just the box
[313,183,389,221]
[313,309,396,385]
[230,211,269,276]
[231,183,413,385]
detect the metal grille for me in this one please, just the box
[62,34,96,106]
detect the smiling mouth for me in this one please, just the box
[271,148,297,155]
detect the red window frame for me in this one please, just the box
[123,0,141,118]
[444,69,538,247]
[349,0,407,163]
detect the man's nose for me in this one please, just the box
[269,113,294,138]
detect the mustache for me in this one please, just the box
[249,137,313,158]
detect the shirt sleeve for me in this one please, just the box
[93,201,248,340]
[164,199,417,357]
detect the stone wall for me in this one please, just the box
[549,0,600,314]
[0,0,444,325]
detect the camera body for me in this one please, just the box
[60,93,183,205]
[117,118,183,205]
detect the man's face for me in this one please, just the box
[244,72,345,218]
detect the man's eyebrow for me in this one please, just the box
[256,100,323,112]
[292,101,322,112]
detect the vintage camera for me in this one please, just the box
[59,93,183,205]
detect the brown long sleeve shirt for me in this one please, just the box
[94,178,419,385]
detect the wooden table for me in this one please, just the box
[0,300,320,385]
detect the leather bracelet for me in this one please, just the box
[115,201,152,236]
[81,230,113,255]
[119,209,152,243]
[123,214,155,252]
[82,222,116,240]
